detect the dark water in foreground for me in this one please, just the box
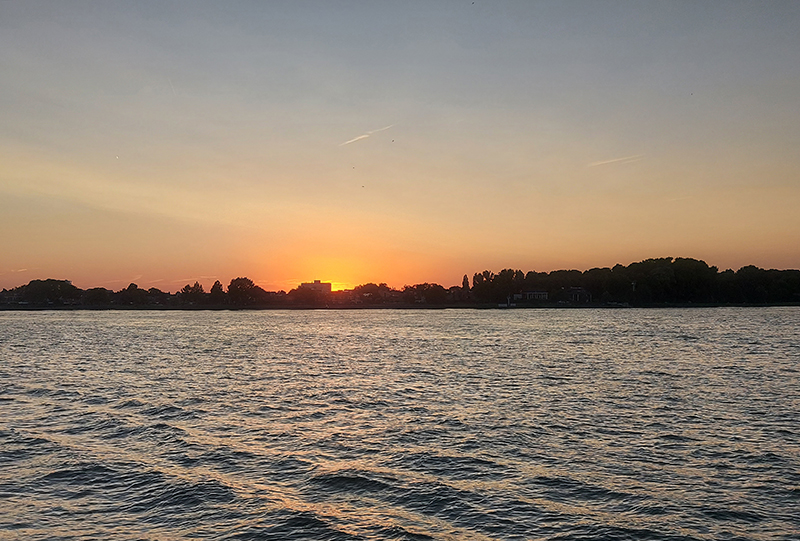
[1,308,798,540]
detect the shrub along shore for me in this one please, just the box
[2,258,799,309]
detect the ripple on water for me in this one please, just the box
[0,308,798,540]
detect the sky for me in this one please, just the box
[2,1,799,292]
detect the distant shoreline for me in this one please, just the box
[4,258,799,308]
[2,302,799,312]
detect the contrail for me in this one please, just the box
[368,124,394,134]
[587,154,644,167]
[340,124,395,146]
[340,134,370,146]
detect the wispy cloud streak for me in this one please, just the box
[340,134,370,146]
[339,124,395,146]
[587,154,644,167]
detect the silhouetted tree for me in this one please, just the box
[582,267,613,301]
[116,283,148,305]
[350,283,393,304]
[17,279,81,306]
[209,280,226,304]
[147,287,170,305]
[736,266,769,304]
[82,287,112,306]
[180,281,205,305]
[228,277,257,306]
[403,283,447,304]
[471,270,495,302]
[671,258,718,303]
[5,256,800,310]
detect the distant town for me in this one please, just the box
[2,257,799,309]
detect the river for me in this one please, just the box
[1,308,798,540]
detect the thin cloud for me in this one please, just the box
[1,268,33,279]
[339,124,395,146]
[98,278,131,286]
[368,124,395,134]
[587,154,644,167]
[340,134,370,146]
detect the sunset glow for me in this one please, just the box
[2,5,799,537]
[1,2,799,292]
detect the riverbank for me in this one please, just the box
[2,302,799,311]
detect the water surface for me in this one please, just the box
[1,308,798,540]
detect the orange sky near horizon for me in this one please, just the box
[2,3,799,293]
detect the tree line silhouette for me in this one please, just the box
[2,257,799,308]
